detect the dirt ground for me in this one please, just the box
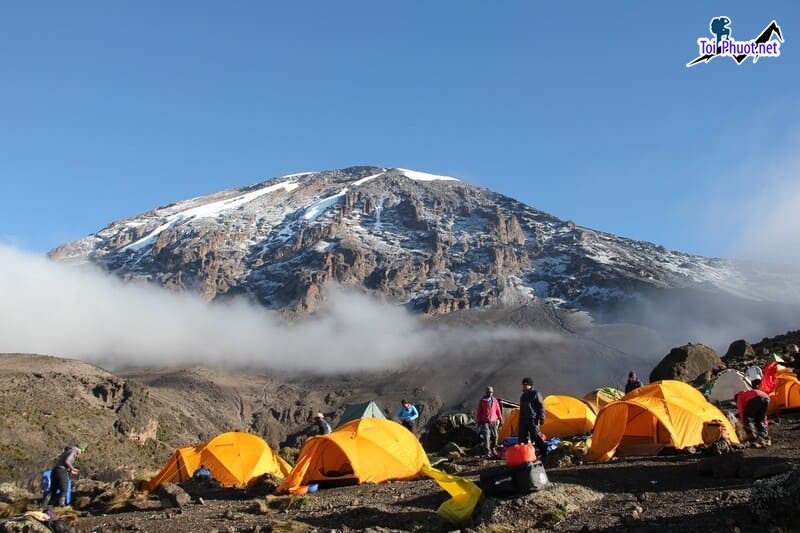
[67,411,800,533]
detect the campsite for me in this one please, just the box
[2,334,800,532]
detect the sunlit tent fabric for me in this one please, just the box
[422,465,482,524]
[145,432,291,492]
[497,408,519,443]
[708,370,751,403]
[767,373,800,414]
[582,388,624,414]
[497,395,597,442]
[277,418,430,492]
[586,380,739,463]
[337,400,386,426]
[540,395,596,438]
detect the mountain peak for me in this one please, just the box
[49,166,781,315]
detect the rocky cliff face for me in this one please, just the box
[49,166,786,315]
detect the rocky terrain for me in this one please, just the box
[49,167,800,321]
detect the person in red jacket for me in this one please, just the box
[476,386,504,458]
[735,380,770,446]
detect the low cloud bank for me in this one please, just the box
[0,245,559,371]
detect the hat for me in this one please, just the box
[314,413,324,420]
[485,386,494,393]
[522,377,533,386]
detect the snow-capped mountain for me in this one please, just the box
[50,166,797,314]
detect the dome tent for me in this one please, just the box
[586,380,738,462]
[145,432,291,492]
[277,418,430,492]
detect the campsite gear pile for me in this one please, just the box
[479,443,549,496]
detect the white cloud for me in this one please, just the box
[0,245,560,372]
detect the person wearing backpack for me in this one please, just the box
[42,444,84,507]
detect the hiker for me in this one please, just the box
[193,465,212,480]
[476,386,503,458]
[396,399,419,432]
[312,413,332,435]
[42,444,84,507]
[735,380,770,446]
[625,371,643,394]
[518,378,547,458]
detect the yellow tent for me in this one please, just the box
[586,380,739,462]
[582,388,624,414]
[145,432,291,492]
[768,373,800,414]
[497,395,596,442]
[277,418,429,492]
[497,408,519,443]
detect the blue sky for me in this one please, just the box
[1,2,797,257]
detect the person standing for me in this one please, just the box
[735,381,770,446]
[42,444,84,507]
[476,386,503,458]
[518,378,547,458]
[396,399,419,432]
[312,413,332,435]
[625,371,643,394]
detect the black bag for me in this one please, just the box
[479,461,548,496]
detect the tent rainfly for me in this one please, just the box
[145,432,291,492]
[337,400,386,426]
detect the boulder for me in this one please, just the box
[751,466,800,526]
[157,483,191,508]
[0,483,35,504]
[0,518,53,533]
[649,343,725,384]
[724,340,756,362]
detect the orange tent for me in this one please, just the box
[586,380,738,462]
[145,432,291,492]
[277,418,429,492]
[497,395,596,442]
[767,373,800,414]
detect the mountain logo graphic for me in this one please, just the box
[687,17,783,67]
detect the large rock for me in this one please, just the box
[649,343,725,384]
[751,466,800,526]
[0,518,53,533]
[157,483,191,508]
[724,340,756,362]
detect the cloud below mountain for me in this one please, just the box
[0,245,560,372]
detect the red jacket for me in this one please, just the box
[736,389,770,423]
[476,396,503,424]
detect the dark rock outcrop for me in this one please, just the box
[649,343,725,384]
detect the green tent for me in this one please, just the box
[337,400,386,426]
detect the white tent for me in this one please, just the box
[709,369,751,403]
[744,365,763,383]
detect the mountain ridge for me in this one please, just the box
[52,166,793,317]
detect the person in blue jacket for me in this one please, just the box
[396,399,419,432]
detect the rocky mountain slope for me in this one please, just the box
[49,166,798,317]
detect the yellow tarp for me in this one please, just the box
[498,395,597,442]
[277,418,430,493]
[768,373,800,414]
[422,465,482,524]
[586,380,739,462]
[145,432,291,492]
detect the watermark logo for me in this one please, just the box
[687,17,783,67]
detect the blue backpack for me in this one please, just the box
[41,470,72,505]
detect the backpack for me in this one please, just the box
[702,419,730,446]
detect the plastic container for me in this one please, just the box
[505,443,537,467]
